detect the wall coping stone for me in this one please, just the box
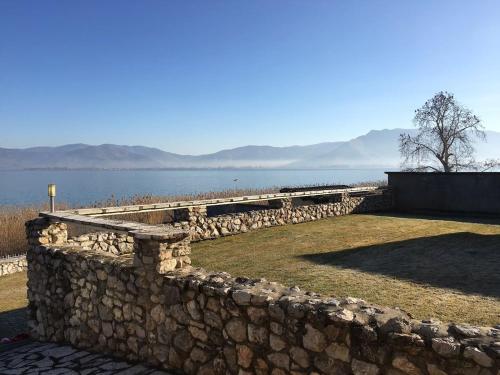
[39,212,188,240]
[40,186,382,217]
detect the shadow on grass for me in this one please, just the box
[0,307,27,338]
[300,232,500,298]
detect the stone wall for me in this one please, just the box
[67,231,134,255]
[173,191,392,242]
[1,229,134,277]
[0,255,28,276]
[1,189,390,278]
[26,217,499,375]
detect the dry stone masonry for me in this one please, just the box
[172,191,392,241]
[2,189,389,277]
[67,231,134,255]
[0,231,133,277]
[0,255,28,276]
[26,210,499,375]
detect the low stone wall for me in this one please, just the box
[173,192,392,241]
[26,218,499,375]
[2,189,390,277]
[67,231,134,255]
[0,255,28,276]
[0,230,134,277]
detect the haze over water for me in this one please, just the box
[0,169,386,206]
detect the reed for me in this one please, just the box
[0,206,41,258]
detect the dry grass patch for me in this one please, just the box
[191,213,500,326]
[0,272,27,313]
[2,212,497,327]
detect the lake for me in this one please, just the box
[0,169,388,206]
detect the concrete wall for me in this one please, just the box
[386,172,500,214]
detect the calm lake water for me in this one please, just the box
[0,169,388,206]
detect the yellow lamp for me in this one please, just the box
[48,184,56,212]
[48,184,56,197]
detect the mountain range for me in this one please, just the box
[1,128,499,170]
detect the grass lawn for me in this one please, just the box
[0,272,28,337]
[0,272,27,313]
[192,213,500,326]
[1,213,498,327]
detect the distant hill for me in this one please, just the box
[0,144,194,169]
[192,142,344,168]
[1,128,498,170]
[287,129,415,168]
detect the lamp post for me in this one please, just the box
[48,184,56,213]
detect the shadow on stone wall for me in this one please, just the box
[300,231,500,298]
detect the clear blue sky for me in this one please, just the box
[1,1,499,154]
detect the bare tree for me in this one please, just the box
[399,91,489,172]
[479,159,500,172]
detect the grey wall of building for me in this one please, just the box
[386,172,500,214]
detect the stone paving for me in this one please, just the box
[0,341,175,374]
